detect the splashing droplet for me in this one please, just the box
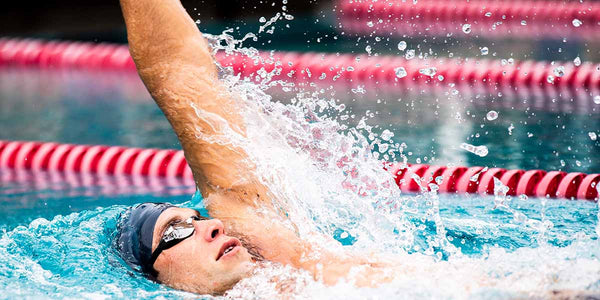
[553,66,565,77]
[259,17,267,23]
[574,56,581,66]
[419,67,437,77]
[480,47,489,55]
[397,41,407,51]
[572,18,582,27]
[595,95,600,104]
[405,49,415,60]
[366,21,374,27]
[460,143,488,157]
[547,75,555,84]
[462,24,472,34]
[485,12,492,17]
[589,132,598,141]
[486,110,498,121]
[521,20,527,26]
[394,67,407,78]
[365,45,372,55]
[380,129,395,141]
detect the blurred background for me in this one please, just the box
[2,1,328,47]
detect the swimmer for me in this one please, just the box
[114,1,600,298]
[115,0,400,295]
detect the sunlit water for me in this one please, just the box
[2,11,600,300]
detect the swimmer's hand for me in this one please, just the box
[119,0,269,204]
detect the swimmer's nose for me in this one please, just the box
[201,218,225,242]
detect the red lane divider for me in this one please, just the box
[0,140,194,181]
[338,0,600,39]
[2,38,600,95]
[385,162,600,200]
[1,140,598,201]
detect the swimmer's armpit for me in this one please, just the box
[119,0,269,202]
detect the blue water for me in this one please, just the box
[1,39,600,298]
[1,170,598,298]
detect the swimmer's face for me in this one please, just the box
[151,207,254,295]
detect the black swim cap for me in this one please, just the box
[115,202,174,279]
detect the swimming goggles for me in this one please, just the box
[149,215,207,267]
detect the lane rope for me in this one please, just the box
[1,140,598,200]
[1,38,600,96]
[338,0,600,39]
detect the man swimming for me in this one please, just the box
[115,0,398,295]
[114,1,600,298]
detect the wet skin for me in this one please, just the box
[118,0,405,293]
[151,207,254,294]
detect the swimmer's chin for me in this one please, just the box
[170,261,256,296]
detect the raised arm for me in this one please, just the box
[120,0,267,202]
[119,0,402,287]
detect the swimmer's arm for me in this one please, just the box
[119,0,269,202]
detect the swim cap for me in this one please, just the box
[115,202,174,279]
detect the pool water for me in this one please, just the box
[2,25,600,300]
[2,176,600,299]
[2,69,599,174]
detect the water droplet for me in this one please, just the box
[366,21,374,27]
[589,132,598,141]
[380,129,395,141]
[553,66,565,77]
[480,47,489,55]
[365,45,372,55]
[476,146,489,157]
[351,85,366,94]
[460,143,488,157]
[394,67,407,78]
[462,24,472,34]
[574,56,581,66]
[486,110,498,120]
[521,20,527,26]
[379,143,389,153]
[397,41,407,51]
[405,49,415,60]
[594,95,600,104]
[418,67,437,77]
[437,75,444,81]
[346,66,354,72]
[572,18,582,27]
[259,17,267,23]
[340,232,349,239]
[485,12,492,17]
[547,75,555,84]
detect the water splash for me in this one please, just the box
[460,143,489,157]
[3,7,600,298]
